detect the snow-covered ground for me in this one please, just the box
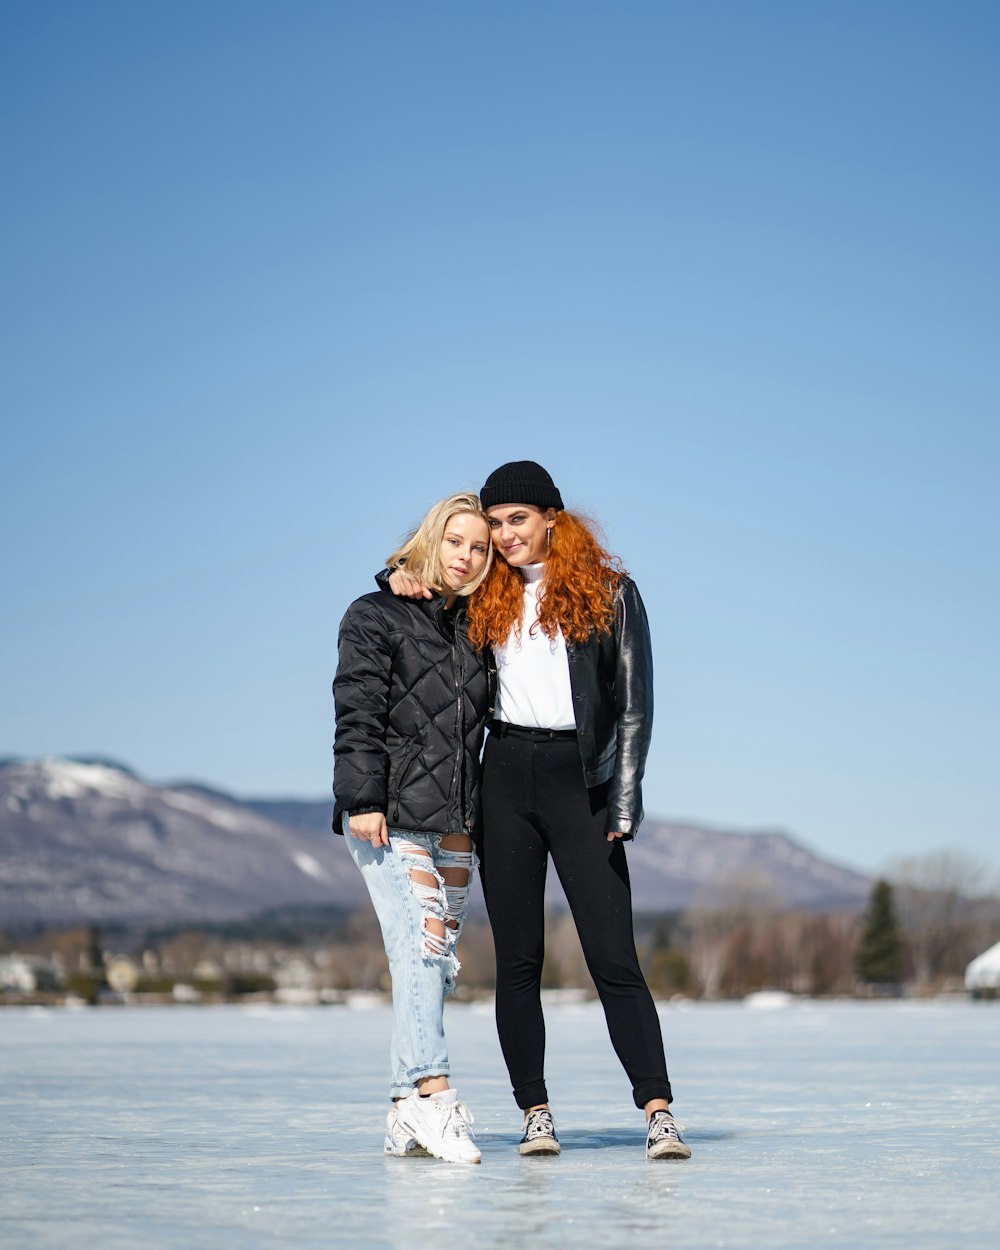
[1,999,997,1248]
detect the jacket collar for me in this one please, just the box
[412,591,462,634]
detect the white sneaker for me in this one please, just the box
[396,1089,482,1164]
[384,1105,430,1157]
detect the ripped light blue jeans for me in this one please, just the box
[343,813,477,1100]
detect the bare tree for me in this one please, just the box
[682,871,783,998]
[539,910,594,991]
[886,851,1000,986]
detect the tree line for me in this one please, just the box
[3,851,997,1002]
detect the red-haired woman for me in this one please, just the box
[391,461,690,1162]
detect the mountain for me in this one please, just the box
[625,819,870,911]
[0,758,364,929]
[0,758,871,930]
[238,796,870,910]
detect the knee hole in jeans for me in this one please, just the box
[394,839,472,971]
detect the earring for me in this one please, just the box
[546,527,553,550]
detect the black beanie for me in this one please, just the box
[479,460,564,511]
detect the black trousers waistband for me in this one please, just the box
[488,720,577,740]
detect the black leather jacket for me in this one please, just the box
[332,591,489,837]
[488,577,653,839]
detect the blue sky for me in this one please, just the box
[2,1,997,875]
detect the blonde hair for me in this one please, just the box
[387,492,493,597]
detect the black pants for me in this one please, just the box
[480,726,672,1111]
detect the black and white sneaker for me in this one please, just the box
[519,1107,561,1156]
[645,1109,692,1160]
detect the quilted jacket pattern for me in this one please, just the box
[333,590,489,836]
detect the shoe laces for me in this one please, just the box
[523,1108,556,1139]
[438,1098,475,1140]
[648,1110,686,1141]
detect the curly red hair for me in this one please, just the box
[468,511,626,649]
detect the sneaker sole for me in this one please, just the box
[396,1118,481,1164]
[384,1143,432,1158]
[418,1145,482,1164]
[647,1142,692,1160]
[519,1138,561,1156]
[397,1139,482,1164]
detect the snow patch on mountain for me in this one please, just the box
[9,758,145,803]
[161,790,249,831]
[292,852,327,881]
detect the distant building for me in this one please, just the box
[0,953,61,993]
[965,940,1000,998]
[272,955,319,1003]
[274,955,318,991]
[193,959,223,983]
[106,956,140,993]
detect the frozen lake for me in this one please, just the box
[1,998,997,1249]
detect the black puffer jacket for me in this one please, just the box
[332,590,489,837]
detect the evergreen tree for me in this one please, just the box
[854,878,905,984]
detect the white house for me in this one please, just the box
[0,953,60,993]
[965,940,1000,994]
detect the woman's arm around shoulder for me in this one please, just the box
[374,566,433,599]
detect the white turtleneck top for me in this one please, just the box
[493,563,576,730]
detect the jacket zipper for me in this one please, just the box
[450,634,464,830]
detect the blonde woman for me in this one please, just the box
[333,493,492,1164]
